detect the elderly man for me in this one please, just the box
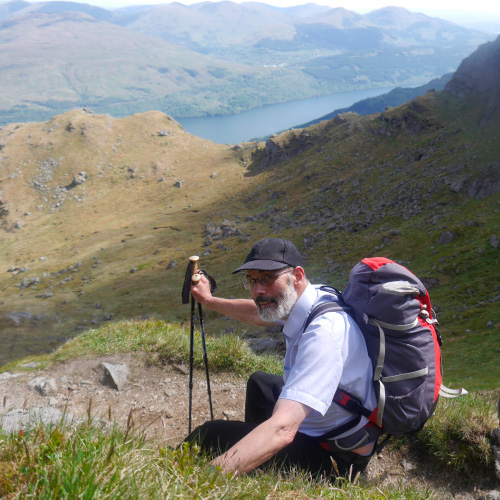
[186,238,380,478]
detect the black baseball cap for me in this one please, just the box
[232,238,303,274]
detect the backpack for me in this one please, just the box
[305,257,466,436]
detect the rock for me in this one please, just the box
[173,364,189,375]
[66,171,87,189]
[0,408,79,434]
[28,377,57,396]
[421,277,440,289]
[101,362,130,391]
[130,268,138,273]
[158,130,170,137]
[21,362,40,369]
[490,235,499,248]
[0,372,19,380]
[246,338,282,353]
[174,179,183,188]
[467,164,500,198]
[222,410,237,420]
[438,231,455,244]
[167,260,177,269]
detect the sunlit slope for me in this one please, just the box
[0,109,257,362]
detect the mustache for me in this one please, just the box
[255,296,277,305]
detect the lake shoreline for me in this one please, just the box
[176,87,395,144]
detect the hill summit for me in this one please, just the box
[445,35,500,127]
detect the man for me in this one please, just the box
[186,238,380,478]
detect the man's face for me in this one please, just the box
[245,268,298,322]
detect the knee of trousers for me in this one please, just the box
[246,370,267,391]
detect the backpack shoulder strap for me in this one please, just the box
[303,287,380,437]
[303,286,349,331]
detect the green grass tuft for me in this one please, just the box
[416,392,499,476]
[43,319,283,377]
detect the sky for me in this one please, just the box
[82,0,500,17]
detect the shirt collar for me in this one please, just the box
[283,283,318,339]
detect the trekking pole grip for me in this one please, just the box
[190,256,201,285]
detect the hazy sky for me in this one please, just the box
[85,0,500,17]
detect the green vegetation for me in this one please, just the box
[0,423,432,499]
[1,319,497,498]
[51,319,282,377]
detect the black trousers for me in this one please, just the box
[185,371,373,478]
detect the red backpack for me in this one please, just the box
[305,257,466,435]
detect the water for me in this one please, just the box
[176,87,394,144]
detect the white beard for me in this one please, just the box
[256,278,298,322]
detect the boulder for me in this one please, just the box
[28,377,57,396]
[101,362,130,391]
[0,408,79,434]
[438,231,455,245]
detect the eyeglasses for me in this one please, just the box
[242,269,293,290]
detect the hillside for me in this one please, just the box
[267,72,454,135]
[0,1,495,124]
[0,37,499,390]
[0,10,326,124]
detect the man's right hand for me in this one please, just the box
[190,272,212,305]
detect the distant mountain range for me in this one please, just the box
[0,1,496,124]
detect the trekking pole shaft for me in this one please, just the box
[198,301,214,420]
[188,295,195,434]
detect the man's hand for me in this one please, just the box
[212,398,311,474]
[190,272,213,305]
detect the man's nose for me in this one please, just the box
[252,280,267,295]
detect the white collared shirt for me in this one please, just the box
[279,284,377,438]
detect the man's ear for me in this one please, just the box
[292,266,306,286]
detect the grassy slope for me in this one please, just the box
[0,88,499,389]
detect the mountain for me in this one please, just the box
[7,0,118,22]
[0,1,495,124]
[0,0,28,21]
[445,37,500,127]
[0,9,326,124]
[0,36,499,387]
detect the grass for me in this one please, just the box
[415,392,499,476]
[0,418,435,499]
[1,319,283,378]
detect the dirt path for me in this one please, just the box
[1,353,497,499]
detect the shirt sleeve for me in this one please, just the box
[279,311,347,416]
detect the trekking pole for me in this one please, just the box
[198,301,214,420]
[188,256,200,434]
[182,256,216,434]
